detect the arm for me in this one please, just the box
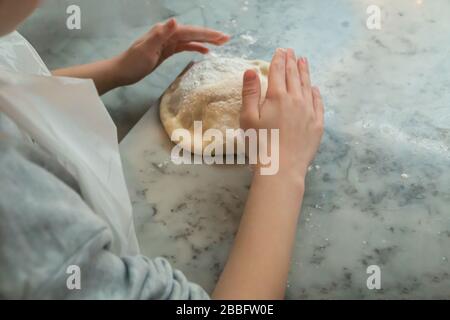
[0,139,208,300]
[53,19,229,95]
[52,58,122,96]
[213,172,305,300]
[213,49,325,300]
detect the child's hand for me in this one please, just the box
[240,48,324,181]
[114,19,230,86]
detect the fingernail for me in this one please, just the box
[215,34,230,42]
[244,70,256,81]
[166,18,176,28]
[286,48,293,58]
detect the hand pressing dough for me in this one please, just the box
[160,57,269,155]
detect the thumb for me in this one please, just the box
[241,70,261,123]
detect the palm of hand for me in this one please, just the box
[117,19,229,86]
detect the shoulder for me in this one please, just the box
[0,31,51,75]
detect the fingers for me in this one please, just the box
[285,48,301,96]
[298,57,314,111]
[146,19,229,49]
[172,25,230,45]
[266,49,287,98]
[165,18,177,30]
[312,87,325,123]
[298,57,312,94]
[174,42,209,54]
[148,18,178,47]
[241,70,261,123]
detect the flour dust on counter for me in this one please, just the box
[116,0,450,299]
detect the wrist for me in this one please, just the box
[108,54,129,88]
[254,159,308,188]
[253,167,306,196]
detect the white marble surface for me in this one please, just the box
[23,0,450,299]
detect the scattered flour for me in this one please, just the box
[240,34,257,44]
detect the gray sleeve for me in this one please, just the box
[0,139,209,300]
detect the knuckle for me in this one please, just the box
[266,90,282,100]
[152,25,164,37]
[272,93,284,101]
[242,86,259,97]
[272,60,283,71]
[286,64,297,76]
[264,95,275,104]
[287,95,297,105]
[292,94,303,105]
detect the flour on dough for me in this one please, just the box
[160,57,269,155]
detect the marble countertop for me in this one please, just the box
[120,0,450,299]
[23,0,450,299]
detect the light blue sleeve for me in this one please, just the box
[0,139,209,300]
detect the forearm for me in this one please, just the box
[52,57,122,95]
[213,171,305,300]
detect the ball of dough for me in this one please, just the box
[160,57,269,155]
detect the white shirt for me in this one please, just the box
[0,31,139,256]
